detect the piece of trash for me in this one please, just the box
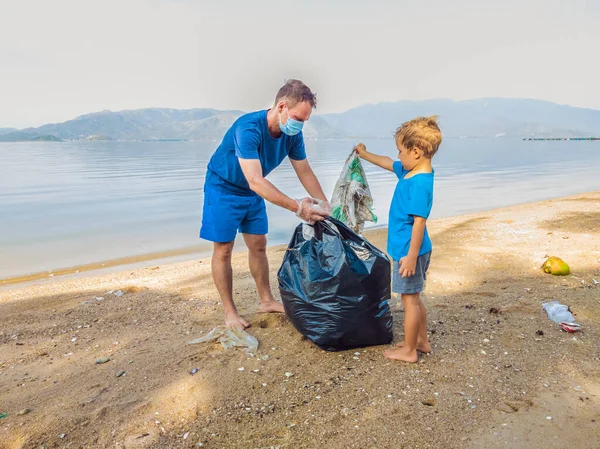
[252,369,260,373]
[95,357,110,364]
[546,416,552,420]
[116,370,126,378]
[541,257,570,276]
[71,337,78,342]
[0,412,8,419]
[536,330,544,336]
[354,352,361,356]
[238,367,245,371]
[284,372,294,378]
[542,301,580,332]
[114,290,125,297]
[17,409,30,416]
[560,323,581,333]
[330,150,378,234]
[183,432,189,440]
[190,368,198,375]
[593,279,599,285]
[262,383,267,387]
[279,218,393,351]
[59,434,67,439]
[187,326,258,354]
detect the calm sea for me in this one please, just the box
[1,138,599,279]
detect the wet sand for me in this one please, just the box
[1,191,599,448]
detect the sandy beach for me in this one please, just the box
[1,191,599,449]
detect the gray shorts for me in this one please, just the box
[392,251,431,295]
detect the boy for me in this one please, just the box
[355,116,442,362]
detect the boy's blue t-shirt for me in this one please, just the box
[206,110,306,196]
[388,161,434,261]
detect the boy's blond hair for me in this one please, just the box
[395,116,442,158]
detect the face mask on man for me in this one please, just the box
[279,106,304,136]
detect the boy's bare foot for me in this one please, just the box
[259,300,284,314]
[384,347,419,363]
[395,339,432,353]
[225,312,251,329]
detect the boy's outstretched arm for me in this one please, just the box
[399,216,426,278]
[354,143,394,172]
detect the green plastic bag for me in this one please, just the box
[330,151,377,234]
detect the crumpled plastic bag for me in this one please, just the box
[542,301,581,332]
[330,150,377,234]
[187,326,259,354]
[542,301,575,324]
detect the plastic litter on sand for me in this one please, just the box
[187,326,259,354]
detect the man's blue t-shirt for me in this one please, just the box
[205,110,306,196]
[387,161,434,261]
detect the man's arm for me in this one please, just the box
[354,143,395,172]
[238,158,297,212]
[290,158,327,203]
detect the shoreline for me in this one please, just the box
[0,245,212,287]
[2,189,598,288]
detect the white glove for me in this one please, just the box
[296,197,330,224]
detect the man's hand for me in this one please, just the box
[399,254,418,278]
[320,199,332,215]
[296,197,329,224]
[354,143,367,158]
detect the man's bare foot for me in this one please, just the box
[384,347,419,363]
[395,339,432,353]
[259,300,284,314]
[224,312,251,329]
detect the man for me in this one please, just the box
[200,79,330,329]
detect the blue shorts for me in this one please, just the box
[199,187,268,243]
[392,251,431,295]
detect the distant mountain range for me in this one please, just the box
[0,127,17,136]
[1,98,599,142]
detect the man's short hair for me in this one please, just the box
[274,79,317,109]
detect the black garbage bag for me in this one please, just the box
[277,217,393,351]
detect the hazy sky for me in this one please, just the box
[1,0,599,128]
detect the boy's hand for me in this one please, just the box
[399,254,418,278]
[354,143,367,158]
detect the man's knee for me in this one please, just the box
[213,242,234,261]
[245,235,267,254]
